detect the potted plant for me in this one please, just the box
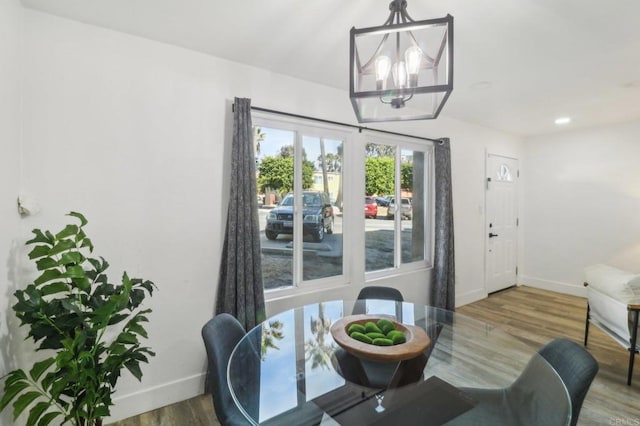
[0,212,156,426]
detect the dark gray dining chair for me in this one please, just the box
[201,313,252,426]
[449,338,598,426]
[352,285,404,317]
[538,338,599,426]
[356,285,404,302]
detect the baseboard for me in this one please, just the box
[518,275,587,298]
[106,372,206,423]
[456,287,487,307]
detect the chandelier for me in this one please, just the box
[349,0,453,123]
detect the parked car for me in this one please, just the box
[374,197,390,207]
[265,191,334,242]
[365,196,378,219]
[387,197,413,220]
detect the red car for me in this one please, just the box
[365,196,378,219]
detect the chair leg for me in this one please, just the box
[584,303,590,346]
[628,309,639,386]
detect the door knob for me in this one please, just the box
[489,233,499,238]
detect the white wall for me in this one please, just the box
[521,120,640,295]
[8,8,522,423]
[376,118,525,306]
[0,1,23,425]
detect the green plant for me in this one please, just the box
[0,212,156,426]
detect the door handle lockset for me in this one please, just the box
[489,233,499,238]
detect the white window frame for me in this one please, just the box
[253,112,433,300]
[253,113,353,298]
[363,132,434,279]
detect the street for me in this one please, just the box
[258,208,397,250]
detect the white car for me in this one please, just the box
[387,197,412,220]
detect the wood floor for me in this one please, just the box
[108,286,640,425]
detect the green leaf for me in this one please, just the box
[130,351,149,363]
[75,228,87,243]
[67,211,88,227]
[26,229,54,245]
[37,411,62,426]
[29,358,56,381]
[125,360,143,381]
[48,239,76,256]
[0,375,29,411]
[94,405,110,419]
[80,237,93,252]
[71,276,91,292]
[12,391,41,420]
[129,323,148,339]
[58,251,84,266]
[40,282,70,296]
[64,264,85,278]
[55,350,74,369]
[54,224,78,240]
[26,401,50,426]
[28,245,51,260]
[35,257,58,271]
[106,313,128,326]
[109,343,127,356]
[60,299,82,315]
[48,375,69,399]
[34,269,63,286]
[4,369,28,387]
[116,332,138,345]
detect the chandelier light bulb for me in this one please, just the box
[392,61,408,89]
[375,56,392,90]
[404,45,423,87]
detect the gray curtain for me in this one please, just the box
[216,97,266,330]
[431,138,455,311]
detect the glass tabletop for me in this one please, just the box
[227,299,571,425]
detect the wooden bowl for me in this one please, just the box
[330,314,431,362]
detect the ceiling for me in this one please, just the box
[21,0,640,137]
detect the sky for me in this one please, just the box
[256,126,343,169]
[254,300,417,422]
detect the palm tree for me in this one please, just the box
[261,320,284,359]
[253,126,266,157]
[305,303,335,370]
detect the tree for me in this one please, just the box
[253,127,266,157]
[304,303,334,370]
[401,162,413,192]
[257,156,314,196]
[261,320,284,360]
[365,157,395,196]
[279,145,295,158]
[366,143,395,158]
[317,152,342,172]
[0,212,155,426]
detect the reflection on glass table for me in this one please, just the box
[227,300,571,425]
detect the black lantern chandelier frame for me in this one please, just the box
[349,0,454,123]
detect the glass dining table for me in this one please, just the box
[227,299,571,425]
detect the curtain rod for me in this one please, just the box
[232,103,443,144]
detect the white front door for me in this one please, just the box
[485,154,519,293]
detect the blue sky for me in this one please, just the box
[257,126,342,169]
[255,300,416,422]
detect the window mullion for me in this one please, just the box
[394,146,402,269]
[293,131,303,286]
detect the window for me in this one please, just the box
[365,140,430,273]
[253,113,432,295]
[254,118,345,291]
